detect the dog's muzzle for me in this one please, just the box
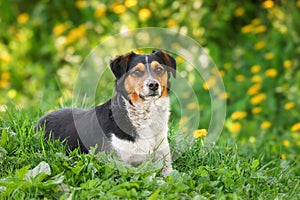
[140,79,161,99]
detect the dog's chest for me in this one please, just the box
[128,98,169,134]
[111,97,170,164]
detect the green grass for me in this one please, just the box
[1,110,299,199]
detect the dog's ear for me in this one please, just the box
[152,50,176,78]
[110,52,136,79]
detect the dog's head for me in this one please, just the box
[110,50,176,103]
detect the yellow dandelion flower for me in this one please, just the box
[182,92,190,99]
[250,93,266,105]
[260,121,271,129]
[291,122,300,132]
[17,13,29,24]
[282,139,290,147]
[219,70,225,77]
[139,8,151,21]
[251,75,262,83]
[0,79,9,88]
[176,56,184,64]
[265,68,277,77]
[125,0,137,7]
[254,41,266,50]
[247,84,261,96]
[193,129,208,139]
[75,0,85,8]
[262,0,275,9]
[231,111,247,120]
[53,23,67,36]
[250,65,261,73]
[167,19,177,28]
[179,116,188,126]
[78,24,87,36]
[241,24,252,33]
[252,107,262,114]
[211,67,218,75]
[1,72,10,81]
[94,4,107,18]
[66,24,87,44]
[230,122,241,133]
[249,136,256,143]
[283,60,292,69]
[251,18,261,26]
[8,89,17,99]
[253,25,267,34]
[203,82,210,90]
[280,154,286,159]
[279,26,288,34]
[182,126,188,133]
[211,67,224,77]
[219,92,229,100]
[187,102,198,110]
[203,76,216,90]
[223,62,231,69]
[264,53,275,60]
[15,32,26,41]
[297,0,300,8]
[284,102,295,110]
[112,4,126,14]
[235,74,245,82]
[234,7,245,17]
[0,52,12,65]
[0,72,10,88]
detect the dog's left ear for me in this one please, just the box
[110,52,136,80]
[152,50,176,78]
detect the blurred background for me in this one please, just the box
[0,0,300,158]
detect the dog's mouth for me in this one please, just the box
[139,91,160,100]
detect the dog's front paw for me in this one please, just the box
[161,165,173,176]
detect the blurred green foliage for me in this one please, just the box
[0,0,300,158]
[1,0,300,198]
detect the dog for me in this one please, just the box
[35,50,176,176]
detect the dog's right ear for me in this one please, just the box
[110,52,136,80]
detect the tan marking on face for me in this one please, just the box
[124,63,147,103]
[150,61,169,97]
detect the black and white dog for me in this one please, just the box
[36,50,176,175]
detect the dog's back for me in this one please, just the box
[36,106,111,153]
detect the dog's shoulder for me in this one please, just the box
[96,97,137,142]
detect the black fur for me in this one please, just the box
[35,94,136,153]
[97,94,136,142]
[36,108,90,153]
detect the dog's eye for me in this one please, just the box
[154,67,165,75]
[132,70,144,77]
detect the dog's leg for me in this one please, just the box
[155,138,173,176]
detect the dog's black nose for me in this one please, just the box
[147,81,159,91]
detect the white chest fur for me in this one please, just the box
[111,97,170,165]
